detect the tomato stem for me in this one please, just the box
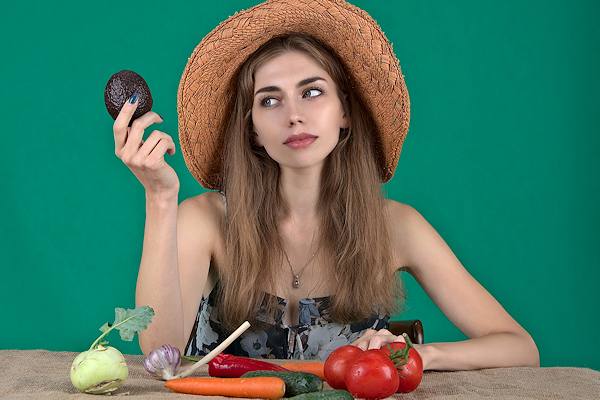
[387,333,415,368]
[403,333,415,350]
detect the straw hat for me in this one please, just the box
[177,0,410,191]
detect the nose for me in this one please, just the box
[285,99,304,126]
[288,116,303,126]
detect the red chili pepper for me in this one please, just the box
[207,353,289,378]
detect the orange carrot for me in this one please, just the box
[164,376,285,399]
[281,361,326,380]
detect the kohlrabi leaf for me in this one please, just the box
[112,306,155,341]
[90,305,155,350]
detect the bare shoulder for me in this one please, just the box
[384,198,418,274]
[183,191,223,209]
[182,191,225,220]
[384,198,416,218]
[385,199,455,278]
[178,191,225,255]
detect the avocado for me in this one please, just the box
[104,70,153,126]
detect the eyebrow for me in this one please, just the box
[254,76,327,97]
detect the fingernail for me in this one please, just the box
[129,92,139,104]
[158,113,164,120]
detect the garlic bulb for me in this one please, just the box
[143,344,181,380]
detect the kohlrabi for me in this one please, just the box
[70,305,154,395]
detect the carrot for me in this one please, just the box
[164,376,286,399]
[280,361,326,380]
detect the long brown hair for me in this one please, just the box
[216,33,406,332]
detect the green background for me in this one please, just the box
[1,0,598,370]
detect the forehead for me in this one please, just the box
[254,50,330,86]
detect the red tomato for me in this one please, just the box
[324,345,364,389]
[344,349,400,399]
[380,342,424,393]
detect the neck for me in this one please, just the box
[278,164,321,225]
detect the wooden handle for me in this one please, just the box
[173,321,251,379]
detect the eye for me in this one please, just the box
[303,87,324,99]
[260,97,277,108]
[259,87,324,108]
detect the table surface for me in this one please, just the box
[0,350,598,399]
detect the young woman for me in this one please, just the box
[114,0,539,370]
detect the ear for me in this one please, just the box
[341,113,349,129]
[253,131,264,147]
[340,96,350,129]
[341,92,350,129]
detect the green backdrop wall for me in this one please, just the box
[1,0,598,370]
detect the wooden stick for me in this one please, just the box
[171,321,251,379]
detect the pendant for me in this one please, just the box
[292,274,301,288]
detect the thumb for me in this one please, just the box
[393,335,406,343]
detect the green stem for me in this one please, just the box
[88,314,138,351]
[388,333,415,368]
[403,333,415,351]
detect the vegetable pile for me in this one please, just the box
[144,329,422,398]
[69,305,154,395]
[157,351,343,398]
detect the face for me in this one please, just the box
[251,50,349,169]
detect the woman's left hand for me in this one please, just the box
[351,328,405,350]
[351,328,429,370]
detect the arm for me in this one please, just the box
[135,191,183,356]
[136,192,214,356]
[419,332,539,371]
[395,202,540,371]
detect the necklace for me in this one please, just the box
[282,229,321,289]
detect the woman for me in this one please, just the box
[115,0,539,370]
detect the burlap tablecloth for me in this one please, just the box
[0,350,598,399]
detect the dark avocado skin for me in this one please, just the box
[104,70,153,126]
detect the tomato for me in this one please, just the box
[323,345,363,389]
[344,349,399,399]
[380,341,424,393]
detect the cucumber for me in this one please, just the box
[242,370,323,396]
[286,389,354,399]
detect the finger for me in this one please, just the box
[138,137,151,148]
[121,111,164,159]
[113,93,140,153]
[350,329,378,347]
[159,135,176,156]
[136,134,161,161]
[146,137,175,165]
[137,131,171,159]
[355,341,369,351]
[352,328,393,347]
[393,334,406,343]
[367,334,398,350]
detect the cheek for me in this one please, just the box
[326,129,342,149]
[312,131,341,159]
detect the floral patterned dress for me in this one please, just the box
[184,191,390,360]
[184,279,390,360]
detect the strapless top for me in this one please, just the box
[184,279,390,360]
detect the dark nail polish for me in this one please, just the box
[129,92,139,104]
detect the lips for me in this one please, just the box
[283,132,318,144]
